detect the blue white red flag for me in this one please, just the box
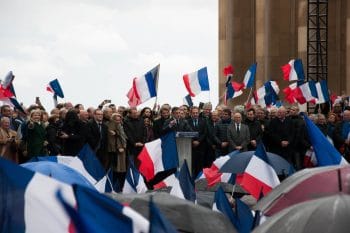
[127,64,159,107]
[122,162,148,194]
[243,63,257,89]
[183,67,210,97]
[281,59,305,82]
[238,143,280,199]
[138,132,178,182]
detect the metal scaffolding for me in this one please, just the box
[307,0,328,82]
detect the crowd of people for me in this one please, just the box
[1,98,350,191]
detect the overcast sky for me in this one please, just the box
[0,0,218,110]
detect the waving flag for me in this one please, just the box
[30,144,112,192]
[302,113,348,166]
[283,81,317,104]
[56,191,96,233]
[71,185,149,233]
[149,197,177,233]
[315,79,330,104]
[122,162,148,194]
[234,198,254,233]
[225,81,244,101]
[1,71,15,89]
[127,64,160,107]
[201,150,239,187]
[223,65,244,103]
[47,79,64,98]
[183,94,194,107]
[138,132,179,182]
[223,65,234,79]
[243,63,257,89]
[281,59,305,82]
[0,71,16,100]
[169,160,196,202]
[183,67,210,97]
[253,81,280,108]
[212,187,239,229]
[238,143,280,199]
[0,157,76,233]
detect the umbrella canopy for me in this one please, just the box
[21,161,96,190]
[219,151,294,175]
[254,165,350,216]
[253,194,350,233]
[108,192,237,233]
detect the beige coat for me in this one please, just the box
[0,128,18,163]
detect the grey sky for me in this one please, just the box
[0,0,218,110]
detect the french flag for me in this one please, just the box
[30,144,113,193]
[297,80,317,103]
[47,79,64,98]
[169,160,196,202]
[183,67,210,97]
[238,143,280,199]
[0,71,16,100]
[213,187,254,233]
[225,81,244,101]
[302,113,348,166]
[0,157,77,233]
[315,79,330,104]
[281,59,305,82]
[212,187,239,229]
[201,151,239,187]
[283,83,298,104]
[254,81,280,108]
[122,162,148,194]
[223,65,243,103]
[138,132,179,182]
[127,64,159,107]
[243,63,257,89]
[58,184,150,233]
[183,94,194,107]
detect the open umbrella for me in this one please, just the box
[219,151,294,175]
[21,161,96,190]
[253,194,350,233]
[108,192,237,233]
[254,165,350,216]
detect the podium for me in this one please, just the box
[175,131,198,175]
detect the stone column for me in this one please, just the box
[259,0,298,92]
[219,0,255,106]
[328,0,347,95]
[346,0,350,94]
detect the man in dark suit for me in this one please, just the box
[227,112,250,152]
[123,107,144,163]
[153,105,171,139]
[162,107,192,133]
[268,106,295,164]
[86,109,108,169]
[188,106,207,177]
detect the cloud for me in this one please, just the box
[0,0,218,109]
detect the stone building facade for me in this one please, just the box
[219,0,349,105]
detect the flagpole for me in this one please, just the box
[153,64,160,113]
[244,87,254,106]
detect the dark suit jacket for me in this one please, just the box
[227,122,250,151]
[188,117,207,143]
[162,117,192,133]
[86,120,108,152]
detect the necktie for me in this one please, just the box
[98,123,102,133]
[236,123,240,134]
